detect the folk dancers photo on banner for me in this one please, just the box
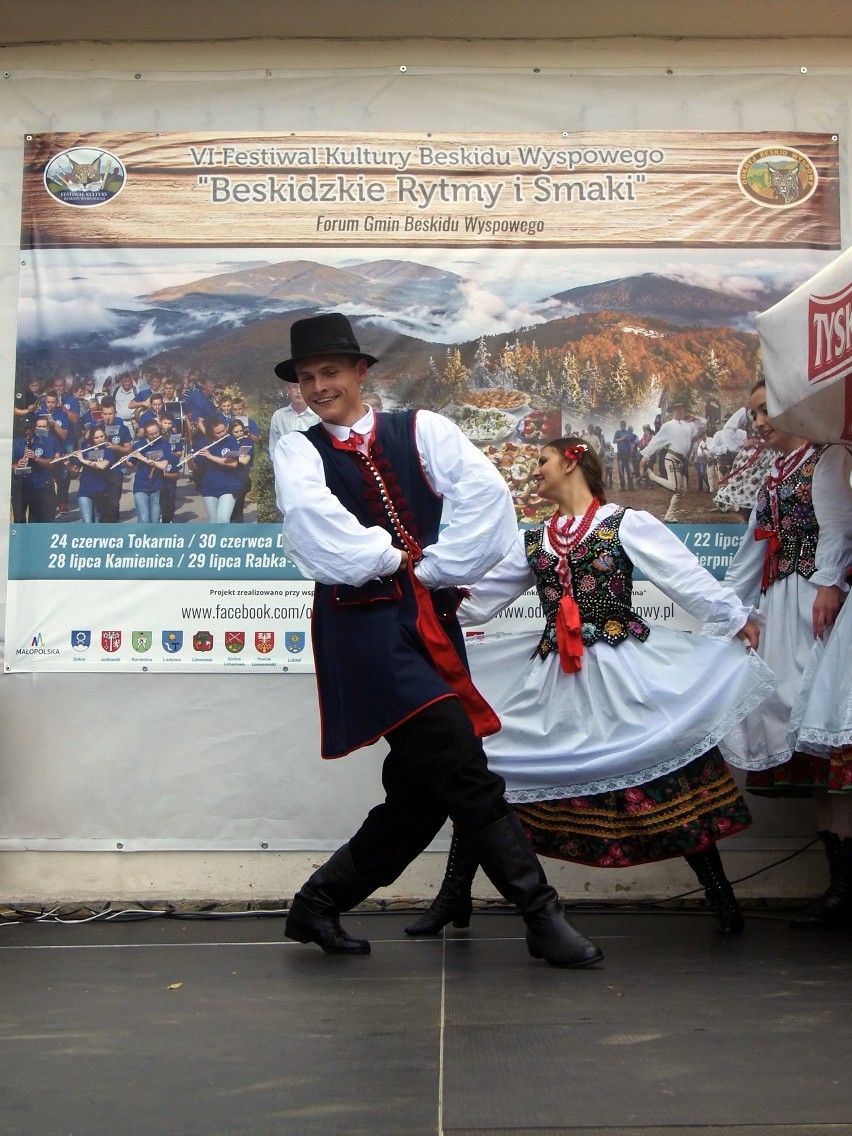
[722,382,852,926]
[711,403,775,520]
[407,436,776,941]
[638,402,706,522]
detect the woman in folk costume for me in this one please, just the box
[406,436,774,939]
[712,404,775,520]
[720,382,852,926]
[788,585,852,926]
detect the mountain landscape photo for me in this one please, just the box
[13,250,820,422]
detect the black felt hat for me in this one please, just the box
[273,313,379,381]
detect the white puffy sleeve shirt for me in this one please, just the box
[274,409,518,588]
[460,504,751,640]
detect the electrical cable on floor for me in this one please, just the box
[0,836,821,925]
[559,835,821,917]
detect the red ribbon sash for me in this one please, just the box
[754,527,782,591]
[410,566,501,738]
[555,594,584,673]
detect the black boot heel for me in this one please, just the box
[468,812,603,968]
[684,845,744,935]
[790,833,852,928]
[405,832,478,936]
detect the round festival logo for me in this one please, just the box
[737,145,817,209]
[43,147,126,208]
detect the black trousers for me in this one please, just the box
[160,481,177,522]
[348,697,510,887]
[12,477,55,522]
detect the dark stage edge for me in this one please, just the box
[1,909,850,1136]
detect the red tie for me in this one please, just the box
[348,430,369,453]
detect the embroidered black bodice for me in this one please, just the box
[524,508,650,662]
[754,446,822,590]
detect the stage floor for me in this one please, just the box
[1,906,850,1135]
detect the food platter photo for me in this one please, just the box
[460,388,530,417]
[482,439,554,523]
[441,404,519,444]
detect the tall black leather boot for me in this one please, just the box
[790,832,852,928]
[405,830,478,936]
[684,844,744,934]
[468,812,603,968]
[285,844,372,954]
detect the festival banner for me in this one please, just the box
[6,131,841,672]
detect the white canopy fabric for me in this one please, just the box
[756,246,852,445]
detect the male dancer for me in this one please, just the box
[639,402,706,521]
[272,314,602,968]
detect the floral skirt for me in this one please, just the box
[513,747,751,867]
[745,747,852,797]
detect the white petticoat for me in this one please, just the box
[466,626,776,801]
[719,572,821,770]
[788,593,852,755]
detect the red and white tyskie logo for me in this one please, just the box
[102,630,121,653]
[808,280,852,386]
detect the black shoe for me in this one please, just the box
[285,891,371,954]
[790,833,852,928]
[469,813,603,968]
[522,899,604,968]
[405,831,477,936]
[285,844,371,955]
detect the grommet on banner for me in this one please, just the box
[399,65,407,72]
[800,66,808,73]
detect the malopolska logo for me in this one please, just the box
[16,632,60,657]
[808,279,852,386]
[737,145,817,209]
[44,146,126,208]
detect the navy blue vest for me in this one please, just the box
[305,411,468,758]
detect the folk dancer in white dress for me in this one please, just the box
[406,436,774,939]
[785,461,852,926]
[721,383,852,926]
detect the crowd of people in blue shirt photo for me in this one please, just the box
[11,369,260,524]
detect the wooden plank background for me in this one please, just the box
[21,131,840,249]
